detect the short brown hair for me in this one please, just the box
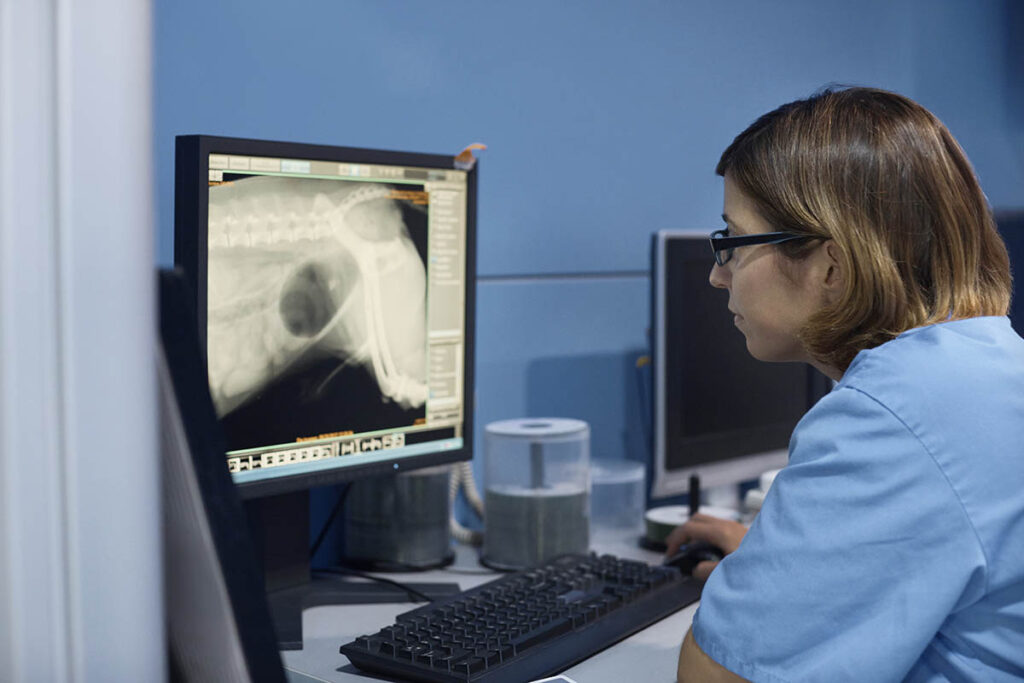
[717,86,1013,371]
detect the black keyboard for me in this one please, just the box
[340,553,701,682]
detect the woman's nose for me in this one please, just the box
[709,262,729,289]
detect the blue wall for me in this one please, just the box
[154,1,1023,498]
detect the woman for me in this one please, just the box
[670,87,1024,682]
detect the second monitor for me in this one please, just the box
[650,230,831,501]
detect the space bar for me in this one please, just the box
[512,617,573,653]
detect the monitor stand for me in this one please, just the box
[244,491,462,651]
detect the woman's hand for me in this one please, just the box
[664,514,748,581]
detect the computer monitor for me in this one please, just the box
[649,230,831,500]
[174,135,476,648]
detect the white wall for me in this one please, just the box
[0,0,161,680]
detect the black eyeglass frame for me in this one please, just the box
[709,229,813,266]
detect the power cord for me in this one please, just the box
[308,466,482,600]
[308,482,436,602]
[309,482,352,560]
[315,566,434,603]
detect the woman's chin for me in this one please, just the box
[745,337,800,364]
[745,342,770,361]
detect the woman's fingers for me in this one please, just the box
[664,515,748,557]
[692,560,718,582]
[664,524,692,557]
[685,515,747,554]
[664,516,718,556]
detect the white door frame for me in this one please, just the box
[0,1,161,680]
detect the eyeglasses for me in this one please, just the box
[709,228,813,266]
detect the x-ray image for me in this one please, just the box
[205,174,429,451]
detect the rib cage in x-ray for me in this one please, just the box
[206,175,428,419]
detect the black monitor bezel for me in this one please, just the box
[174,134,476,499]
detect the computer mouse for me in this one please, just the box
[662,541,725,577]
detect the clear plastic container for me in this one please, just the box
[590,459,645,545]
[482,418,590,570]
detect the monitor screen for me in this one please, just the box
[650,231,830,498]
[174,135,475,498]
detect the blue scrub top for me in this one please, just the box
[692,316,1024,682]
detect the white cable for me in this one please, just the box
[450,516,482,545]
[449,463,484,545]
[460,461,485,518]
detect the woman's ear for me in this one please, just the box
[822,241,844,300]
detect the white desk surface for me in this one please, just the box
[282,539,697,683]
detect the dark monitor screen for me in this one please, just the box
[174,135,476,499]
[995,211,1024,337]
[650,231,829,498]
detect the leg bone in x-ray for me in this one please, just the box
[205,175,428,418]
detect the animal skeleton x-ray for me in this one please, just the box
[206,175,428,448]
